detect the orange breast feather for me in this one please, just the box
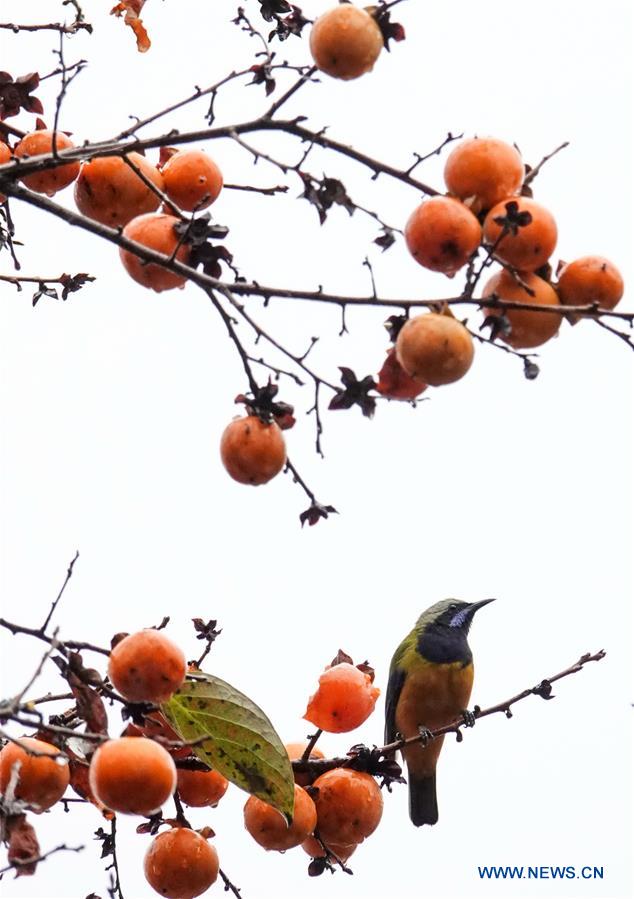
[395,657,474,777]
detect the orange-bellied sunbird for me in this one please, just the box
[385,598,495,826]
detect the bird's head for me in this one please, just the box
[417,597,495,632]
[415,598,495,664]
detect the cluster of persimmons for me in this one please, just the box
[0,627,383,896]
[0,3,625,498]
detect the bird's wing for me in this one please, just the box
[384,660,406,746]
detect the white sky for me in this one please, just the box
[1,1,633,898]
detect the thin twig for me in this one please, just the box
[42,551,79,632]
[524,141,570,187]
[0,22,92,34]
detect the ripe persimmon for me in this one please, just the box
[108,629,186,704]
[483,197,557,270]
[144,827,219,899]
[396,313,474,386]
[176,767,229,807]
[405,196,481,276]
[312,768,383,846]
[89,736,176,816]
[309,5,383,80]
[14,131,80,196]
[557,256,624,312]
[160,149,223,212]
[444,137,524,212]
[376,347,427,400]
[286,741,325,788]
[0,142,11,202]
[304,663,380,734]
[74,153,164,227]
[482,269,561,348]
[120,213,190,292]
[0,737,69,812]
[244,784,317,851]
[301,834,357,863]
[220,415,286,486]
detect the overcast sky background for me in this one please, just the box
[1,1,633,898]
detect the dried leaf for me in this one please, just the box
[330,649,353,667]
[376,347,427,401]
[69,671,108,735]
[6,814,40,876]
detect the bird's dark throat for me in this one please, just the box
[417,625,473,665]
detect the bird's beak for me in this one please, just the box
[467,597,496,618]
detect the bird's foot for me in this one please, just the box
[461,709,476,728]
[417,725,434,747]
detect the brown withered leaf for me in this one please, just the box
[110,1,151,53]
[356,661,375,683]
[6,814,40,877]
[68,671,108,734]
[330,649,353,667]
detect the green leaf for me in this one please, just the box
[162,673,295,821]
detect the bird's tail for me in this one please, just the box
[408,772,438,826]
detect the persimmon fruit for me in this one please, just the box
[405,196,482,276]
[244,783,317,851]
[309,5,384,80]
[0,142,11,202]
[557,256,624,312]
[74,153,164,227]
[484,197,557,271]
[304,662,380,734]
[312,768,383,846]
[444,137,524,212]
[161,149,223,212]
[176,767,229,808]
[0,737,69,812]
[396,313,474,386]
[108,628,186,704]
[120,213,190,292]
[144,827,219,899]
[89,736,176,816]
[220,415,287,486]
[14,130,80,196]
[376,347,427,400]
[482,269,561,348]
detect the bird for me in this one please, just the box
[384,598,495,827]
